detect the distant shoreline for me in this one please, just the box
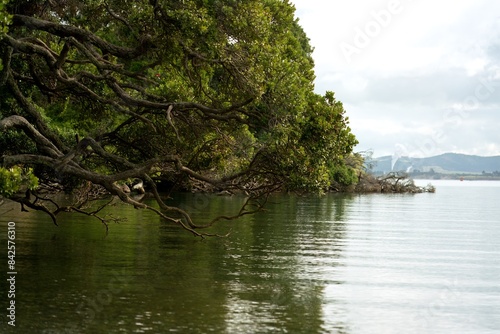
[412,174,500,181]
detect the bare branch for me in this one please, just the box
[166,104,180,141]
[4,35,58,66]
[12,15,144,59]
[104,2,138,39]
[0,46,13,85]
[9,193,58,226]
[6,73,68,152]
[0,115,63,158]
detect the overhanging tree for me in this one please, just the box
[0,0,357,235]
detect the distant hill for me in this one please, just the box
[372,153,500,174]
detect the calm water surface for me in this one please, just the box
[1,180,499,333]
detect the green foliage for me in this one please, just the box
[262,91,358,192]
[329,164,358,187]
[0,166,39,197]
[0,0,11,72]
[0,0,10,36]
[0,0,359,197]
[0,127,37,156]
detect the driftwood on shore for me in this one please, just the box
[353,172,435,194]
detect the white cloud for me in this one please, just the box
[291,0,500,157]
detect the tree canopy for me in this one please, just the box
[0,0,358,235]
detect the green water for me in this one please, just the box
[1,180,499,333]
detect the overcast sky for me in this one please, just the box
[290,0,500,158]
